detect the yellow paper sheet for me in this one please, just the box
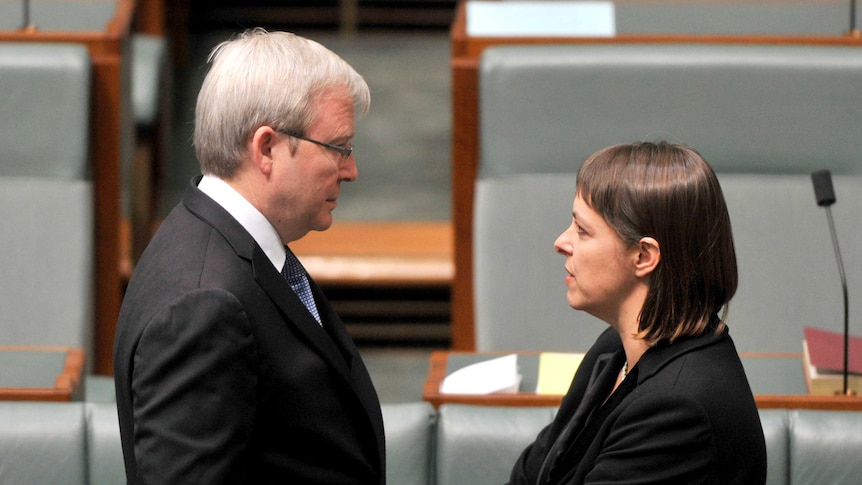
[536,352,585,395]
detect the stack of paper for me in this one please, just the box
[802,326,862,395]
[440,353,521,395]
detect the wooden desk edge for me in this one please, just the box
[423,351,862,411]
[0,346,85,402]
[423,350,562,409]
[300,256,453,286]
[451,1,862,53]
[56,347,86,395]
[291,221,454,286]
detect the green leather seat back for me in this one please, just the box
[0,43,90,179]
[790,409,862,485]
[435,404,557,485]
[475,44,862,358]
[382,402,436,485]
[0,402,88,485]
[0,43,95,367]
[86,402,125,485]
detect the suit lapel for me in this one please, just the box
[307,273,386,468]
[255,243,386,472]
[309,278,357,369]
[252,247,354,378]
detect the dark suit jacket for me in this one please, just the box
[113,177,386,484]
[509,322,766,485]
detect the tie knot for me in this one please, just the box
[282,250,305,282]
[281,248,322,325]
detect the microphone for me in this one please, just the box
[810,169,852,395]
[812,170,836,206]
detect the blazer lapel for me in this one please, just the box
[252,247,354,378]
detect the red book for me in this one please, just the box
[803,326,862,375]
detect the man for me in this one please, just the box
[113,29,385,484]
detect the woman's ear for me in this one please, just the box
[634,237,661,278]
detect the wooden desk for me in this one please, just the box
[423,351,862,411]
[0,347,85,402]
[291,221,454,287]
[0,0,136,375]
[448,1,862,350]
[423,351,562,408]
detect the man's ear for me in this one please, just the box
[634,237,661,278]
[249,125,278,176]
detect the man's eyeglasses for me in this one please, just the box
[277,130,353,158]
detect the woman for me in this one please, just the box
[508,142,766,484]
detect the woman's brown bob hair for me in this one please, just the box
[576,141,737,345]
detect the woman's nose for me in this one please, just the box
[554,231,571,256]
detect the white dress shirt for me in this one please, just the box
[197,174,286,273]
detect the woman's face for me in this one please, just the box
[554,194,641,324]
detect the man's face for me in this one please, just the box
[266,88,358,242]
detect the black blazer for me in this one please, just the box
[509,324,766,485]
[114,178,385,484]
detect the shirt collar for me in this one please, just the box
[197,174,286,271]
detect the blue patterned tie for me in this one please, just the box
[282,248,322,325]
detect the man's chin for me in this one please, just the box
[312,216,334,232]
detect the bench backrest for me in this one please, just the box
[0,43,94,365]
[434,405,862,485]
[475,44,862,354]
[0,402,88,485]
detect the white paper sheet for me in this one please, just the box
[466,1,616,37]
[440,353,522,395]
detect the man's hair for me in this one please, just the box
[193,28,370,177]
[576,141,738,345]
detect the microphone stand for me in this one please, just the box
[20,0,37,32]
[823,205,852,396]
[812,169,854,396]
[852,0,861,38]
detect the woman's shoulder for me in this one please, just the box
[593,326,622,353]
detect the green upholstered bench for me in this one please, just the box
[0,400,436,485]
[2,400,861,485]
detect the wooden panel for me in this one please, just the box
[135,0,164,34]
